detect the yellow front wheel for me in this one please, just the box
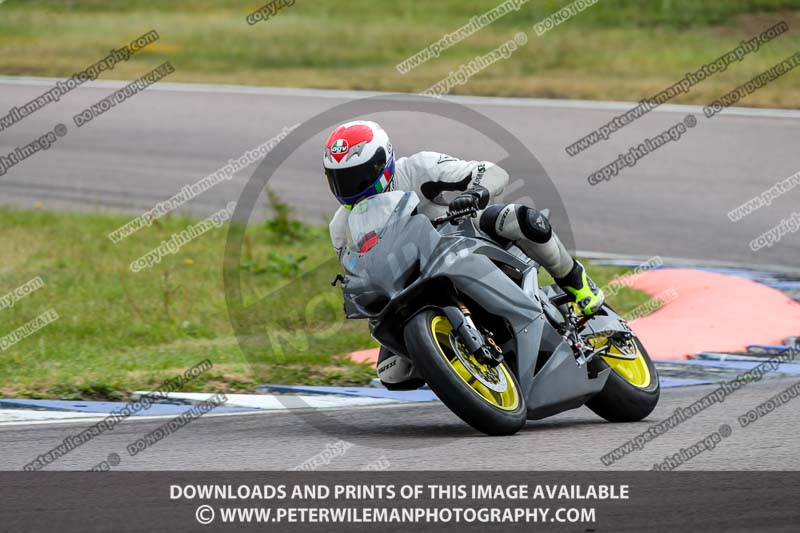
[430,316,520,411]
[404,310,527,436]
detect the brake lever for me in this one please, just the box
[433,208,478,227]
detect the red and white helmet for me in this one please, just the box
[323,120,395,208]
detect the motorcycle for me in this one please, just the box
[335,190,659,436]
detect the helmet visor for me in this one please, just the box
[325,147,387,202]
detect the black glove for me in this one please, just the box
[448,185,490,214]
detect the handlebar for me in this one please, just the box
[433,208,478,227]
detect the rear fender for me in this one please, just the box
[579,306,632,338]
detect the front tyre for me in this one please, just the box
[404,310,527,436]
[585,331,660,422]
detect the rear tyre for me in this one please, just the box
[404,310,527,436]
[585,333,660,422]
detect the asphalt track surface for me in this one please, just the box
[1,77,800,267]
[1,78,799,471]
[1,378,798,470]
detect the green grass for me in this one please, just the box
[0,199,378,399]
[1,1,799,106]
[0,200,655,400]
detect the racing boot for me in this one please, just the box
[555,260,605,316]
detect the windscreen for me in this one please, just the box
[347,191,419,253]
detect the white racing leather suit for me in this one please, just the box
[329,151,573,277]
[328,151,583,388]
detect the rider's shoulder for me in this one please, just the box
[401,151,460,163]
[397,151,464,172]
[330,205,349,225]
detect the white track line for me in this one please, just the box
[0,409,100,424]
[132,391,404,410]
[2,76,800,119]
[0,409,276,428]
[0,393,413,428]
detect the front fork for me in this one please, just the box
[441,303,503,366]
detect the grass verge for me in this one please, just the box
[0,1,799,106]
[0,199,657,400]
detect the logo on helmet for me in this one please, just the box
[330,139,349,155]
[344,141,367,162]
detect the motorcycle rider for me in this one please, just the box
[324,120,604,388]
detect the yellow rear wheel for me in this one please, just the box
[585,332,660,423]
[587,335,651,389]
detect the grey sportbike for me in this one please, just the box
[336,191,660,436]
